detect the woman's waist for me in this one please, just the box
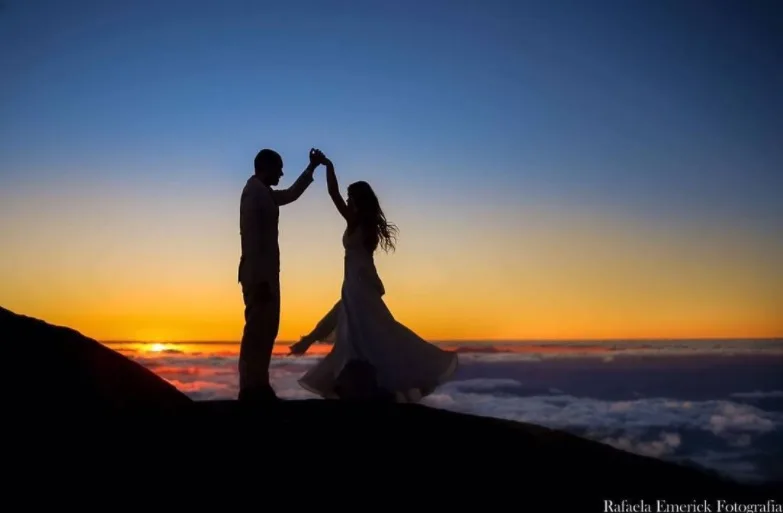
[343,251,375,263]
[343,258,379,275]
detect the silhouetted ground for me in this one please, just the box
[4,305,781,507]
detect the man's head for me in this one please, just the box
[254,149,284,186]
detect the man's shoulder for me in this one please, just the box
[241,176,277,213]
[242,175,263,190]
[241,176,269,198]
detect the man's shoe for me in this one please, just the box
[238,384,280,404]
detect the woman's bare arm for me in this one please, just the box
[325,158,352,222]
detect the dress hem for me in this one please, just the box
[297,351,459,403]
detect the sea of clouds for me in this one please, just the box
[116,340,783,484]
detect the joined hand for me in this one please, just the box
[309,148,326,167]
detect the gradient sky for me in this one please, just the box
[1,0,781,342]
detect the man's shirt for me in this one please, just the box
[238,170,314,286]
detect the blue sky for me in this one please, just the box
[2,0,780,223]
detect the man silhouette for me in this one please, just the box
[237,147,323,403]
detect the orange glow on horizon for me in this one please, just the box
[106,341,622,360]
[2,189,782,342]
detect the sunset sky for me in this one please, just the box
[1,0,781,342]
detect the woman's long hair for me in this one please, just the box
[347,181,398,254]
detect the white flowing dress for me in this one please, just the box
[298,226,458,402]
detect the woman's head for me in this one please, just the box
[346,181,398,254]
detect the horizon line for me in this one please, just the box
[100,336,783,345]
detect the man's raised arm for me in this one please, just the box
[270,148,323,206]
[270,163,317,206]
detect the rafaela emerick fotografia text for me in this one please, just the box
[604,500,780,513]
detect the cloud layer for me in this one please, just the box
[116,341,783,484]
